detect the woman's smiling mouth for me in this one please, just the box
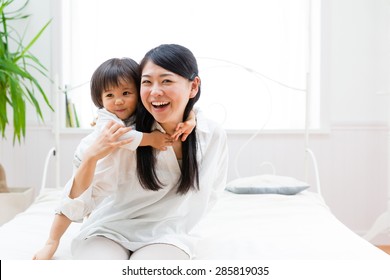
[152,101,170,109]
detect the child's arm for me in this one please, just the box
[140,131,173,151]
[171,109,196,141]
[138,109,197,150]
[32,213,72,260]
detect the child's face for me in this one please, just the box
[102,80,138,120]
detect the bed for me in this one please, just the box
[0,175,389,260]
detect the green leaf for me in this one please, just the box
[0,0,52,144]
[14,19,52,61]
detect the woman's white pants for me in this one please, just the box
[73,236,190,260]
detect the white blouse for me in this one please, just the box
[57,113,228,258]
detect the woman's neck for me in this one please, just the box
[160,122,177,136]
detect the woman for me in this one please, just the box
[62,44,228,259]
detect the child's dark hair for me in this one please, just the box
[90,58,140,108]
[136,44,201,195]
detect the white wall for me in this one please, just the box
[0,0,389,244]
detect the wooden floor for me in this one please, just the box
[376,245,390,255]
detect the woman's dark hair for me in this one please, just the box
[136,44,201,195]
[90,58,140,109]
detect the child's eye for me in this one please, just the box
[104,93,114,98]
[123,91,132,96]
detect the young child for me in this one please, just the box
[32,58,196,260]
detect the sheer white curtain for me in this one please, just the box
[61,0,319,130]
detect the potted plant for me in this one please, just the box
[0,0,52,223]
[0,0,53,144]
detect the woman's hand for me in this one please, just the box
[85,121,133,161]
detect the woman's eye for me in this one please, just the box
[141,80,151,85]
[162,79,172,84]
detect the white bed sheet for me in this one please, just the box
[0,188,388,260]
[193,191,390,259]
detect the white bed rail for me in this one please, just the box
[40,147,56,193]
[305,148,322,196]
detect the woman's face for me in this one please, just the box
[140,61,199,133]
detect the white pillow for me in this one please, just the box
[225,174,310,195]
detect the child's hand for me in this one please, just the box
[150,130,174,151]
[172,120,195,142]
[32,240,59,260]
[172,110,196,141]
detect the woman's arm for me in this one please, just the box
[70,121,133,199]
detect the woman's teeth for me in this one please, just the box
[152,101,169,107]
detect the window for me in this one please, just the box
[57,0,320,131]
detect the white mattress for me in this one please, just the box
[0,188,388,260]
